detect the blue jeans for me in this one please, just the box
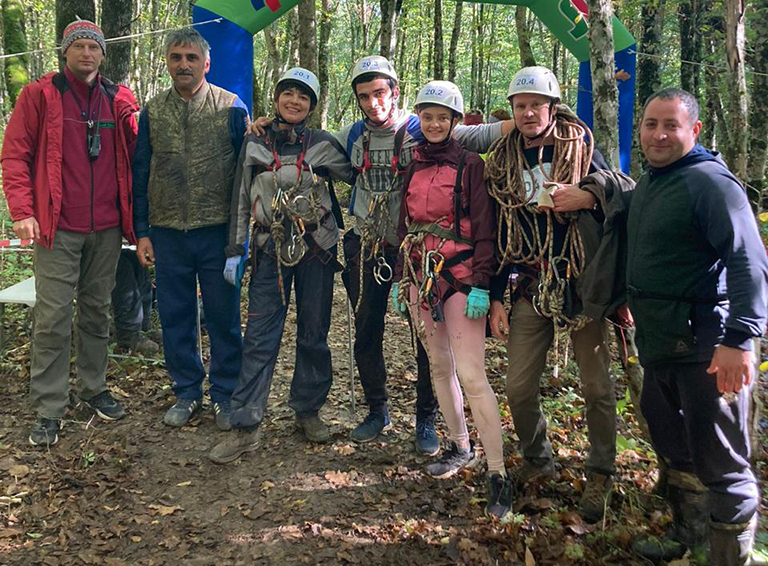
[642,361,758,524]
[151,225,242,403]
[230,246,336,430]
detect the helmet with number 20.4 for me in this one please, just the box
[507,66,561,102]
[351,55,398,86]
[415,81,464,117]
[276,67,321,104]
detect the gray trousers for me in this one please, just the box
[31,228,121,418]
[505,298,617,474]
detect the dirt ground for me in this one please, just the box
[0,271,766,566]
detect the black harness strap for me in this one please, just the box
[454,151,466,241]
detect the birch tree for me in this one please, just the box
[587,0,619,169]
[724,0,747,180]
[747,0,768,209]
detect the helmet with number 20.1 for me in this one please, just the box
[507,66,561,102]
[351,55,399,86]
[276,67,321,104]
[415,81,464,117]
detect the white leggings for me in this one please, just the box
[410,286,505,474]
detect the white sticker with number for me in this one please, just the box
[523,163,552,203]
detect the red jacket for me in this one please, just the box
[1,71,139,248]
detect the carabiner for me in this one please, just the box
[373,256,392,284]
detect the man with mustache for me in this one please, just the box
[132,28,248,431]
[1,19,139,446]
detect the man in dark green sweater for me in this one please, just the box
[628,88,767,566]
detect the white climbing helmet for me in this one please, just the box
[351,55,399,86]
[414,80,464,116]
[276,67,321,104]
[507,66,561,101]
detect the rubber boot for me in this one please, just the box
[709,515,758,566]
[633,470,710,564]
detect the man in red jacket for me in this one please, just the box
[1,19,139,447]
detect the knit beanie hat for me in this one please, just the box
[61,19,106,55]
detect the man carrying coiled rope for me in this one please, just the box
[209,68,353,464]
[486,66,618,523]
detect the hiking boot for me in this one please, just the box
[208,428,261,464]
[29,417,61,447]
[212,401,232,431]
[578,471,614,523]
[633,470,709,564]
[163,398,203,427]
[83,391,126,421]
[485,472,516,519]
[426,441,476,479]
[513,457,556,488]
[296,414,330,443]
[710,516,759,566]
[115,333,160,357]
[350,411,391,443]
[415,419,439,456]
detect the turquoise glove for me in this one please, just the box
[223,255,244,287]
[390,282,409,318]
[465,287,490,319]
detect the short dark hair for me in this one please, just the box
[275,79,317,110]
[643,88,700,125]
[352,73,397,96]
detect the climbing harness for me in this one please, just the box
[485,105,593,331]
[264,128,324,305]
[352,123,408,310]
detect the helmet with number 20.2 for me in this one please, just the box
[276,67,321,105]
[507,66,561,102]
[415,81,464,117]
[351,55,399,86]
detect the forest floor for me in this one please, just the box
[0,261,766,566]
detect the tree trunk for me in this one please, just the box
[287,8,300,69]
[470,4,477,107]
[2,0,29,107]
[447,0,462,82]
[317,0,332,128]
[298,0,317,73]
[631,0,665,178]
[515,5,536,67]
[263,23,282,106]
[100,0,132,85]
[56,0,96,68]
[379,0,398,60]
[678,0,700,97]
[587,0,619,170]
[723,0,748,180]
[747,0,768,209]
[433,0,444,79]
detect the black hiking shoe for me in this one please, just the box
[29,417,61,447]
[212,401,232,431]
[350,411,391,443]
[426,441,476,479]
[415,419,439,456]
[84,391,126,421]
[485,472,516,519]
[164,398,203,427]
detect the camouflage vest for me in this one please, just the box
[146,82,238,230]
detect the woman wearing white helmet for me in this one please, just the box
[210,67,354,464]
[391,80,514,518]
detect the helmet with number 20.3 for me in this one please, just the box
[276,67,321,105]
[507,66,561,102]
[351,55,399,86]
[415,81,464,117]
